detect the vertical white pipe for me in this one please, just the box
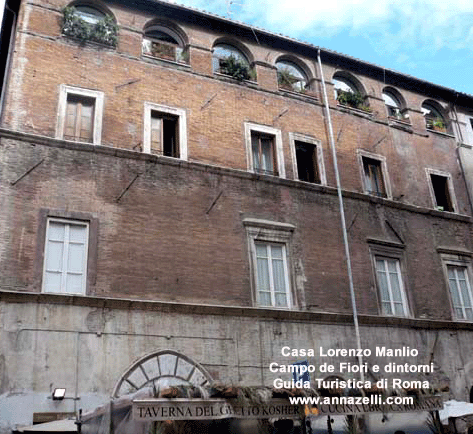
[316,49,365,382]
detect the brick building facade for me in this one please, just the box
[1,0,473,432]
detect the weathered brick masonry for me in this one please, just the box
[2,0,473,430]
[1,132,471,318]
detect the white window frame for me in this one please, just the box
[357,150,392,199]
[440,251,473,321]
[374,256,409,317]
[425,168,458,213]
[244,123,285,178]
[56,85,104,145]
[143,102,187,160]
[42,217,89,295]
[369,241,409,318]
[468,118,473,145]
[289,133,326,185]
[243,218,295,309]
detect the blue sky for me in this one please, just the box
[169,0,473,96]
[1,0,471,95]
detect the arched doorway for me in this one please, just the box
[112,349,213,398]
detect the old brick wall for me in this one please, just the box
[1,134,471,320]
[1,0,469,214]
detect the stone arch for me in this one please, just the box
[143,19,189,47]
[332,70,366,96]
[211,37,254,66]
[112,349,213,398]
[275,56,311,92]
[67,0,116,23]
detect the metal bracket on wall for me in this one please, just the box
[206,190,224,214]
[115,173,140,203]
[10,158,45,185]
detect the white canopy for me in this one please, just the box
[439,400,473,424]
[16,420,77,432]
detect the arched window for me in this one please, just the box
[142,25,188,64]
[112,350,213,398]
[62,4,118,47]
[383,89,407,121]
[276,59,308,92]
[422,101,447,132]
[72,5,105,23]
[333,72,366,109]
[212,43,253,81]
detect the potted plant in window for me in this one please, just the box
[277,69,301,92]
[432,117,447,133]
[218,55,251,81]
[62,6,118,47]
[336,90,365,109]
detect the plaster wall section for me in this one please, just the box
[1,296,473,432]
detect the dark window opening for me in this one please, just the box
[295,141,320,183]
[0,0,21,119]
[430,174,453,211]
[470,386,473,403]
[362,157,386,197]
[150,112,179,158]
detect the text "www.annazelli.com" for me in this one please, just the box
[288,395,414,406]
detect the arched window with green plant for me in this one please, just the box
[276,59,308,93]
[383,88,408,121]
[62,3,118,47]
[212,43,255,81]
[422,101,448,133]
[142,24,189,64]
[333,72,369,112]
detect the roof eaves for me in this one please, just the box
[148,0,473,101]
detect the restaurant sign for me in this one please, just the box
[133,396,443,421]
[133,398,301,421]
[316,395,443,416]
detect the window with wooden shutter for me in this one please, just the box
[150,112,179,157]
[251,132,277,175]
[64,95,95,143]
[363,157,386,197]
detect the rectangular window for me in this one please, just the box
[430,173,454,212]
[295,141,320,183]
[447,265,473,321]
[244,123,285,178]
[42,218,89,294]
[244,218,295,309]
[144,102,187,159]
[254,242,290,308]
[56,85,104,145]
[363,157,386,197]
[150,111,179,157]
[64,95,95,143]
[251,132,276,175]
[375,256,409,317]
